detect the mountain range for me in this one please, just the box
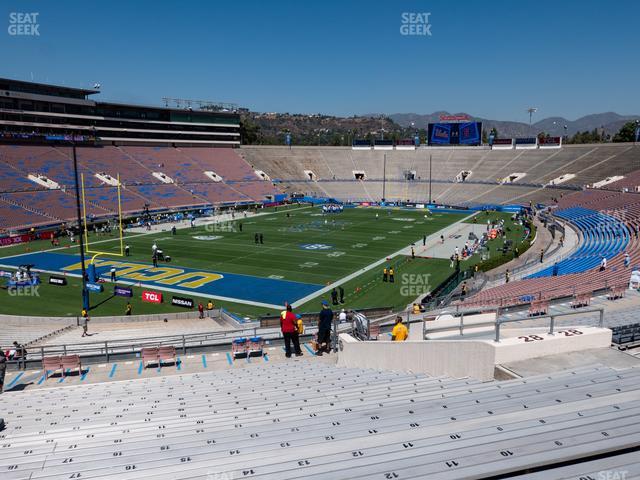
[387,112,640,138]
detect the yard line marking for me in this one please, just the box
[137,362,144,375]
[201,354,208,368]
[80,367,90,382]
[108,364,118,378]
[6,372,24,389]
[226,352,233,365]
[303,344,316,356]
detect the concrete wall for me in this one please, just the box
[337,333,496,381]
[337,325,612,382]
[492,326,612,364]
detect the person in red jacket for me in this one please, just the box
[281,304,302,358]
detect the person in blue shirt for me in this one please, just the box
[317,300,333,355]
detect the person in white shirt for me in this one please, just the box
[599,256,607,272]
[338,309,347,323]
[152,242,158,254]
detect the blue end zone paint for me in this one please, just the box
[303,344,316,356]
[109,364,117,378]
[37,371,49,385]
[6,372,23,389]
[201,355,207,368]
[0,252,323,305]
[226,352,233,365]
[137,362,144,375]
[80,367,90,381]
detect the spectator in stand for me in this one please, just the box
[207,300,214,314]
[281,305,302,358]
[391,316,408,341]
[599,256,607,272]
[338,308,347,323]
[460,281,468,299]
[552,262,559,276]
[80,310,90,337]
[0,352,6,393]
[316,300,333,356]
[505,269,510,283]
[624,253,631,268]
[198,302,204,319]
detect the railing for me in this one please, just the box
[355,305,606,344]
[493,307,605,342]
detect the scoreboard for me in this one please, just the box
[428,122,482,145]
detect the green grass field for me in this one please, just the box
[0,205,525,318]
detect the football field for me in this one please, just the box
[0,205,473,317]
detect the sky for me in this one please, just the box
[2,0,639,122]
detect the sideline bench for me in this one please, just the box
[571,292,592,308]
[608,285,626,301]
[528,300,549,316]
[141,346,177,368]
[42,355,82,379]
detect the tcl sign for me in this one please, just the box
[142,290,163,303]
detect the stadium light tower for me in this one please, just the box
[527,107,538,133]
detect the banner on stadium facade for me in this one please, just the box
[114,285,133,297]
[142,290,163,303]
[171,295,194,308]
[439,114,470,122]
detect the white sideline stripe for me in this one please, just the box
[291,213,475,308]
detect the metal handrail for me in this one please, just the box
[493,306,605,342]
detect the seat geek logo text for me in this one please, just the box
[8,12,40,36]
[400,12,431,36]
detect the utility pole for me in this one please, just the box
[428,154,432,204]
[71,138,90,312]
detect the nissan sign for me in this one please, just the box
[171,296,194,309]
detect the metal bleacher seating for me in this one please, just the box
[1,362,639,478]
[611,323,640,348]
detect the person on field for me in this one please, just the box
[383,266,388,282]
[339,286,345,304]
[391,316,408,341]
[331,288,339,305]
[198,302,204,319]
[125,303,132,315]
[389,267,395,283]
[316,301,333,355]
